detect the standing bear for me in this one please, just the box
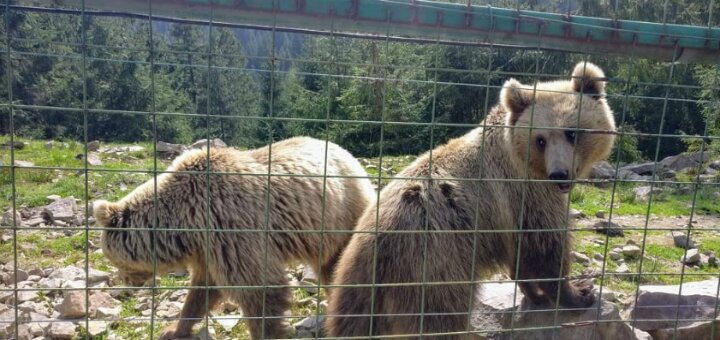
[93,137,375,339]
[326,62,616,338]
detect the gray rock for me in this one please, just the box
[473,281,650,340]
[56,291,87,318]
[87,140,100,151]
[302,266,318,283]
[671,231,696,249]
[648,319,720,340]
[621,162,662,176]
[1,141,26,149]
[211,314,242,332]
[156,141,188,156]
[24,216,45,228]
[593,221,624,237]
[1,209,21,226]
[87,321,107,337]
[633,186,664,201]
[2,269,29,284]
[294,315,324,338]
[593,253,605,262]
[190,138,227,150]
[572,251,591,266]
[49,266,85,282]
[87,268,110,284]
[682,248,700,264]
[659,152,710,172]
[569,209,586,219]
[96,306,121,320]
[44,141,54,150]
[608,251,622,261]
[87,153,102,166]
[595,210,605,219]
[616,263,630,274]
[42,198,77,224]
[590,161,616,179]
[47,322,76,339]
[3,290,39,305]
[630,279,719,331]
[623,245,642,259]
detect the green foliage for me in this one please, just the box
[610,125,644,164]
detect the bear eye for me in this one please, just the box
[565,130,577,143]
[536,136,546,150]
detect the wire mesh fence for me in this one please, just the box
[0,0,719,339]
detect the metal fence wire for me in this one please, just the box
[0,0,719,339]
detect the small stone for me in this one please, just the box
[87,268,110,284]
[593,253,605,261]
[87,321,107,337]
[569,209,585,219]
[28,323,44,337]
[302,266,319,283]
[595,210,605,219]
[24,217,45,228]
[682,249,700,264]
[46,194,61,201]
[56,291,88,318]
[47,322,76,339]
[608,251,621,261]
[571,251,591,266]
[87,153,102,166]
[4,290,39,305]
[616,263,630,274]
[96,306,121,320]
[87,140,100,151]
[212,314,242,332]
[62,280,86,289]
[49,266,85,281]
[14,160,35,167]
[44,141,54,150]
[671,231,696,249]
[593,221,624,237]
[1,209,22,226]
[622,245,642,259]
[1,141,26,149]
[600,289,617,302]
[2,269,29,284]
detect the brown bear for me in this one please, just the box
[93,137,375,340]
[325,62,616,339]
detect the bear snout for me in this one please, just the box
[548,169,569,181]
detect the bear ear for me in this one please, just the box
[500,78,533,126]
[571,62,606,99]
[93,200,119,227]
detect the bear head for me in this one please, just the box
[93,197,159,286]
[501,62,616,193]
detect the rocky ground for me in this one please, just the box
[1,139,719,339]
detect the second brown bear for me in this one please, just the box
[326,62,616,339]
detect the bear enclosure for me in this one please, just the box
[1,0,720,339]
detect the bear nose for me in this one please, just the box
[549,170,569,181]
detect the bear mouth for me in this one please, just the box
[557,183,572,193]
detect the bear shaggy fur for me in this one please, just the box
[326,62,616,338]
[93,137,375,340]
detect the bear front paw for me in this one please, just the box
[158,324,196,340]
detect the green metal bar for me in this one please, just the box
[19,0,720,63]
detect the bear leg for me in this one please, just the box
[159,274,221,340]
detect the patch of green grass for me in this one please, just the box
[569,183,719,217]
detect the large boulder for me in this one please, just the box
[190,138,227,150]
[620,162,664,176]
[629,279,719,333]
[473,281,650,339]
[659,152,710,172]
